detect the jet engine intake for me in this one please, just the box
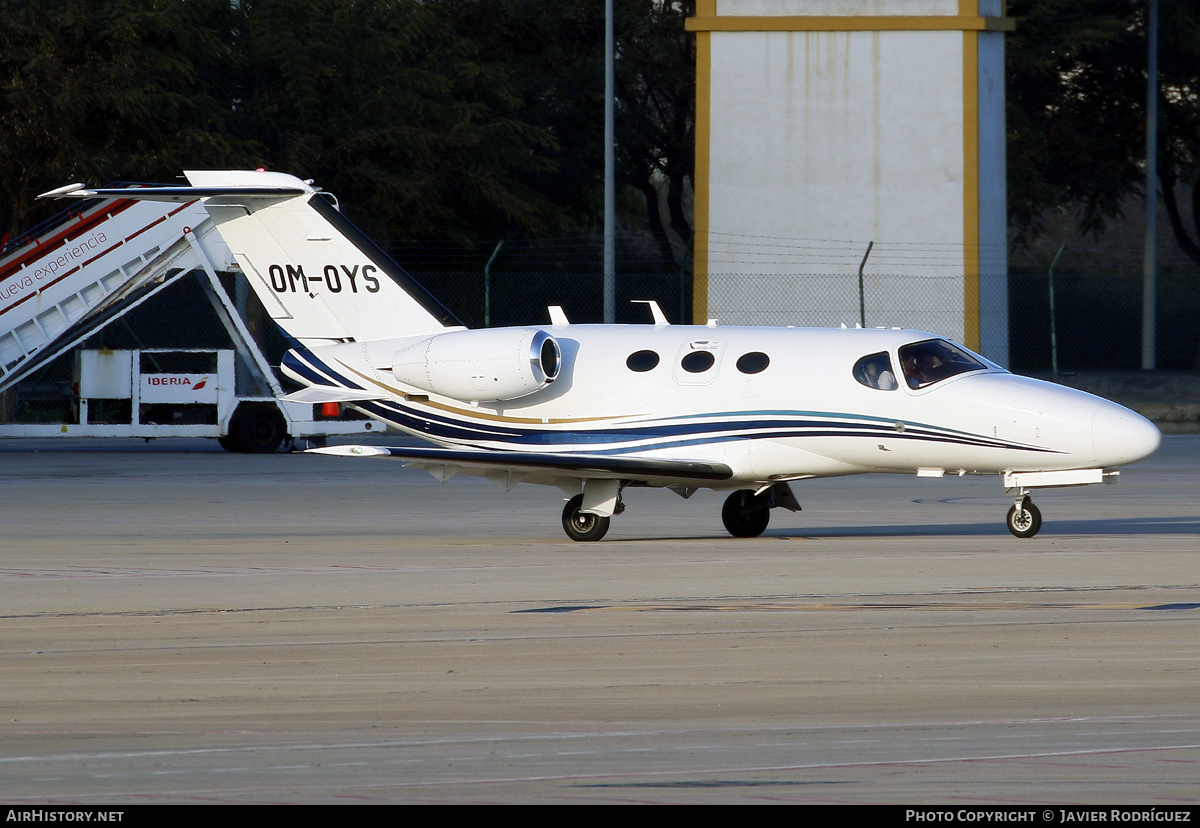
[391,328,561,402]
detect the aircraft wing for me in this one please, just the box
[281,386,388,404]
[308,444,734,483]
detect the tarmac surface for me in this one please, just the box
[0,436,1198,804]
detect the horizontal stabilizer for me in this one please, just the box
[308,445,734,482]
[39,184,310,203]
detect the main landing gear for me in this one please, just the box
[562,494,611,542]
[720,484,802,538]
[1006,493,1043,538]
[721,490,772,537]
[560,482,801,542]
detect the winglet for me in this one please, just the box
[36,183,87,200]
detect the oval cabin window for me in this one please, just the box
[626,350,660,372]
[735,352,770,374]
[680,350,716,373]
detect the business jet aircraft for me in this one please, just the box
[43,171,1162,541]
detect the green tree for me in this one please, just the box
[435,0,608,234]
[614,0,695,273]
[232,0,559,243]
[0,0,244,238]
[1007,0,1144,240]
[1152,2,1200,266]
[1007,0,1200,267]
[437,0,696,272]
[2,0,562,248]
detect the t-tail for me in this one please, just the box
[41,170,463,346]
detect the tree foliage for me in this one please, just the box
[1152,2,1200,266]
[432,0,695,271]
[614,1,695,271]
[234,0,558,241]
[2,0,699,271]
[1,0,561,244]
[0,0,243,235]
[1007,0,1200,266]
[23,2,1200,274]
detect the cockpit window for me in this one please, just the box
[898,338,987,389]
[853,352,898,391]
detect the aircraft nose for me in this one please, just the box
[1092,401,1161,466]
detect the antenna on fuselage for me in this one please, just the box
[632,300,669,325]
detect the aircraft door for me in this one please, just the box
[673,339,724,385]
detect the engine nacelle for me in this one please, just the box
[391,328,561,402]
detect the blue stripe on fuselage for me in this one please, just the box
[289,348,1059,456]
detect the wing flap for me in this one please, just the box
[307,444,734,482]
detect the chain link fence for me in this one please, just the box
[423,268,1200,372]
[413,270,693,328]
[6,265,1200,424]
[701,272,981,338]
[1008,271,1200,372]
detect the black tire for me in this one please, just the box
[561,494,610,542]
[1006,499,1042,538]
[722,489,771,538]
[218,433,242,453]
[235,405,287,454]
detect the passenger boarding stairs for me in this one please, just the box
[0,186,242,393]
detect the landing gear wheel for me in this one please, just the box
[235,405,287,454]
[562,494,610,542]
[722,490,771,538]
[1006,498,1042,538]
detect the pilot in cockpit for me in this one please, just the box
[902,350,939,387]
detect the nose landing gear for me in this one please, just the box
[1006,493,1042,538]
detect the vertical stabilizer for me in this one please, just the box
[183,171,462,344]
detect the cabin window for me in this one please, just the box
[735,352,770,374]
[853,352,898,390]
[680,350,716,373]
[898,339,987,389]
[626,350,660,372]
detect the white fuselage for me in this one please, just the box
[284,324,1161,488]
